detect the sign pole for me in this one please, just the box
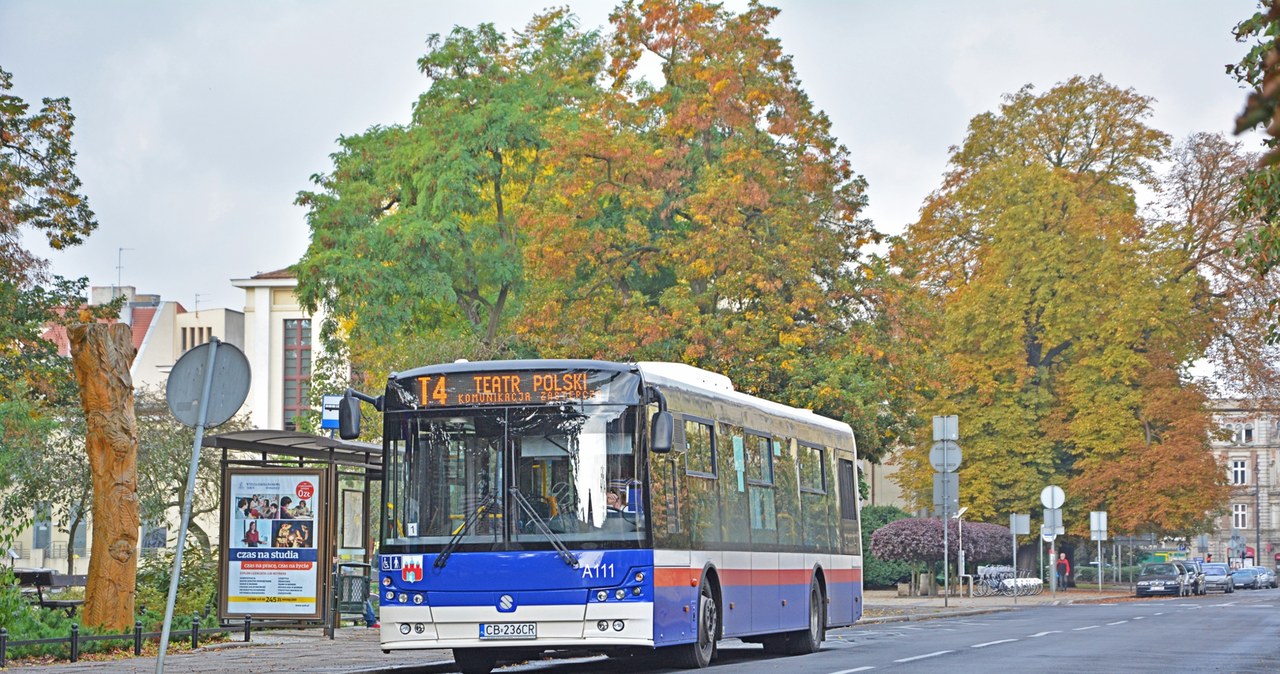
[157,339,220,674]
[1098,539,1103,593]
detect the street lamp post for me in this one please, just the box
[953,507,969,577]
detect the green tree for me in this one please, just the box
[134,386,251,554]
[893,76,1230,535]
[1229,0,1280,343]
[0,66,110,517]
[0,400,91,575]
[294,10,605,382]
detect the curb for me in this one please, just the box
[857,606,1017,624]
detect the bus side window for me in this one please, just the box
[774,438,800,547]
[684,418,721,546]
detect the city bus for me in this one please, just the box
[338,359,862,673]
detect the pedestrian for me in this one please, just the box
[1056,552,1071,588]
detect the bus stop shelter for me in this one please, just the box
[202,430,381,632]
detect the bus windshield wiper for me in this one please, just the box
[434,491,494,569]
[510,487,579,568]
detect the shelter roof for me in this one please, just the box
[203,430,381,471]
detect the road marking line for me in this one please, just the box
[830,668,875,673]
[1107,621,1128,625]
[1132,616,1144,620]
[1153,612,1164,616]
[971,639,1019,648]
[894,651,952,663]
[1028,631,1061,637]
[1072,625,1100,631]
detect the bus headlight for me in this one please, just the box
[615,589,626,600]
[382,576,392,587]
[399,623,411,635]
[398,593,408,603]
[613,620,625,631]
[634,572,645,583]
[597,620,609,631]
[386,590,395,601]
[414,623,426,634]
[597,590,608,602]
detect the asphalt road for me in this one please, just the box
[495,588,1280,674]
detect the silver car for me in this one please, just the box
[1201,563,1234,593]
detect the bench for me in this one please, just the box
[15,569,87,616]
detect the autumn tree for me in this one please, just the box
[294,3,913,462]
[517,0,905,459]
[893,76,1231,535]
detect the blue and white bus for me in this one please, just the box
[340,360,862,673]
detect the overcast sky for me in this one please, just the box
[0,0,1260,312]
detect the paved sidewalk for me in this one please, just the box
[8,586,1134,673]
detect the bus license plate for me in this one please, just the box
[479,623,537,640]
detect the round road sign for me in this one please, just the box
[166,340,251,428]
[929,440,962,472]
[1040,485,1065,509]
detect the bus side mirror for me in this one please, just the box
[651,411,674,453]
[338,391,361,440]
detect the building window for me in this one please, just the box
[1231,459,1249,485]
[1233,503,1249,530]
[283,319,311,430]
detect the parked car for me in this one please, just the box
[1231,567,1263,590]
[1201,563,1235,594]
[1254,566,1277,588]
[1136,562,1189,597]
[1179,560,1206,595]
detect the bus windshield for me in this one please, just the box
[384,404,645,551]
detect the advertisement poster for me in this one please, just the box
[221,468,325,619]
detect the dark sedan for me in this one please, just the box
[1136,563,1188,597]
[1231,567,1263,590]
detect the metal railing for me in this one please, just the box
[0,613,317,667]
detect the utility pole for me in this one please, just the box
[115,247,134,300]
[1256,454,1262,566]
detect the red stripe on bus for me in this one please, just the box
[656,567,862,587]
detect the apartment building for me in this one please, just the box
[1211,400,1280,567]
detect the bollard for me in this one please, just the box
[70,623,79,662]
[2,626,8,668]
[244,614,252,642]
[191,613,200,649]
[134,620,143,655]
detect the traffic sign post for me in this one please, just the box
[159,339,250,674]
[1040,486,1066,598]
[932,416,960,608]
[1010,514,1029,605]
[1090,511,1108,592]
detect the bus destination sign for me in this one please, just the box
[412,371,604,407]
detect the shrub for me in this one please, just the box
[871,517,1012,564]
[861,505,914,587]
[134,545,220,630]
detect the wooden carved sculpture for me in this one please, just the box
[68,322,139,630]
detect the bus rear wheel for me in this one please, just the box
[775,578,825,655]
[453,648,497,674]
[673,581,718,668]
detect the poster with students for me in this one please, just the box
[220,468,326,619]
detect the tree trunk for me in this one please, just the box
[68,323,140,630]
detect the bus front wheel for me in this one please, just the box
[453,648,497,674]
[673,580,719,668]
